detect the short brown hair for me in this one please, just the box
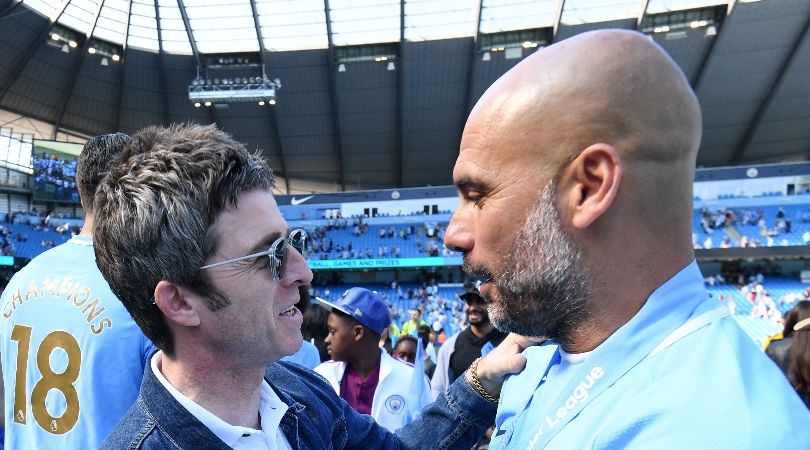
[76,133,131,213]
[93,123,275,356]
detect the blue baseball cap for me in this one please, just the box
[318,287,391,335]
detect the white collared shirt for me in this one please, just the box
[151,352,293,449]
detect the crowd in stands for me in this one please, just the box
[693,204,810,248]
[703,268,810,346]
[303,219,457,260]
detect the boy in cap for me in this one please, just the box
[316,287,430,432]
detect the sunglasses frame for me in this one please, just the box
[200,228,307,281]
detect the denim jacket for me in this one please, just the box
[102,361,497,449]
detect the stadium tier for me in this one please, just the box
[694,202,810,248]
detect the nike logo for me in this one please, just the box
[290,195,315,206]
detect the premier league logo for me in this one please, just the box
[385,395,405,414]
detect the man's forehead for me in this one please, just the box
[213,190,287,250]
[452,148,498,187]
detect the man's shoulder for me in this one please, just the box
[437,333,459,355]
[6,240,98,284]
[101,399,159,450]
[629,317,809,421]
[313,359,342,375]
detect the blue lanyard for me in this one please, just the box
[492,262,725,449]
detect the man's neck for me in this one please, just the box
[159,352,265,429]
[346,346,382,379]
[79,214,93,237]
[560,252,695,354]
[470,321,494,338]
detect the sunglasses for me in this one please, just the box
[200,229,307,281]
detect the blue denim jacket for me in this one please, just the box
[102,361,496,449]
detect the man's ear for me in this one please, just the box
[353,325,365,342]
[154,281,201,327]
[560,143,622,229]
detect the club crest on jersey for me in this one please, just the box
[385,395,405,414]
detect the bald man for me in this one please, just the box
[444,30,810,449]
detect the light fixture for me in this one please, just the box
[194,102,201,107]
[111,54,120,62]
[706,25,717,36]
[387,61,395,71]
[68,40,77,48]
[100,57,109,66]
[88,47,96,54]
[188,64,281,106]
[268,99,276,105]
[482,51,491,61]
[338,63,346,72]
[61,44,69,53]
[51,33,60,41]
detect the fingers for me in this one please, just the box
[506,353,528,374]
[501,333,544,353]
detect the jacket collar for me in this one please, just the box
[139,361,231,450]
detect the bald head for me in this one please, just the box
[461,29,701,235]
[468,30,700,166]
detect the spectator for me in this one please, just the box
[280,286,321,369]
[765,300,810,407]
[0,133,156,449]
[401,308,427,337]
[316,288,430,432]
[93,124,523,449]
[302,301,330,363]
[443,30,810,448]
[393,335,418,364]
[432,282,507,399]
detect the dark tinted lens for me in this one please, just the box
[269,237,286,279]
[289,229,306,255]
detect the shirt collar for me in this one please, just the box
[646,260,706,309]
[68,235,93,246]
[150,352,288,447]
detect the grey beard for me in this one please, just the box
[488,182,592,344]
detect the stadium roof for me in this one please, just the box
[0,0,808,192]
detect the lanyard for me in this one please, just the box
[492,263,728,450]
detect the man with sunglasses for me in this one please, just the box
[94,123,532,449]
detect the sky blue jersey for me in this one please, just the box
[490,261,810,450]
[0,236,156,450]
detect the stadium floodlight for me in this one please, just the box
[188,65,280,106]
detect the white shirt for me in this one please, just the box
[151,352,293,449]
[559,348,591,365]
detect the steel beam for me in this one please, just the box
[249,0,290,193]
[323,0,346,191]
[730,9,810,164]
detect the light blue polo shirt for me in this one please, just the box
[491,261,810,449]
